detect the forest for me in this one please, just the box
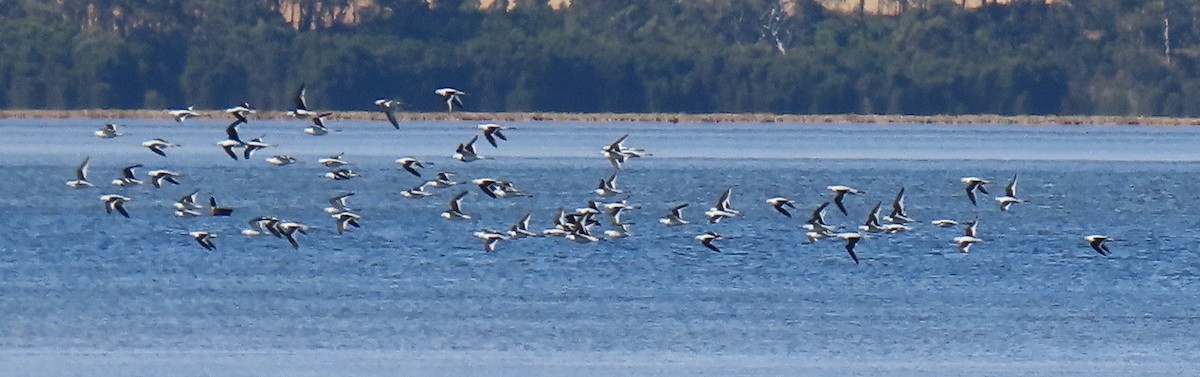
[0,0,1197,116]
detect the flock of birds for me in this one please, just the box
[65,85,1118,262]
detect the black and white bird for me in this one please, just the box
[660,203,689,226]
[827,185,864,216]
[766,196,796,217]
[324,192,356,214]
[400,182,435,199]
[473,178,529,199]
[953,236,983,253]
[452,135,483,162]
[696,231,724,252]
[994,174,1026,211]
[883,186,913,223]
[332,212,362,235]
[168,106,200,122]
[100,194,131,217]
[473,229,510,252]
[426,171,459,188]
[594,172,623,197]
[217,119,247,160]
[224,102,255,122]
[318,153,350,169]
[277,221,310,249]
[265,155,298,166]
[478,123,512,148]
[704,187,741,223]
[147,170,182,188]
[304,112,335,135]
[1085,235,1113,256]
[324,168,360,180]
[66,156,93,188]
[507,213,540,238]
[395,157,429,177]
[601,134,649,170]
[94,123,123,139]
[837,232,864,264]
[441,191,472,220]
[287,84,319,119]
[190,231,217,250]
[435,88,466,112]
[111,164,144,187]
[961,177,990,206]
[857,201,884,233]
[242,136,271,160]
[374,99,402,129]
[142,138,180,157]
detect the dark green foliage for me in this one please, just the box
[0,0,1195,115]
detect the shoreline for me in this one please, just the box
[2,109,1200,126]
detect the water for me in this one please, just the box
[1,119,1199,376]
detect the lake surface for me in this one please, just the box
[1,119,1199,376]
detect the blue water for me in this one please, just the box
[1,119,1199,376]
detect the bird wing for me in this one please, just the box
[845,238,860,264]
[121,164,142,180]
[76,157,90,180]
[222,145,239,160]
[384,109,399,129]
[294,84,308,110]
[483,129,499,148]
[1005,174,1018,198]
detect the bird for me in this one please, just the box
[100,194,131,217]
[805,230,831,243]
[426,172,459,188]
[242,136,271,160]
[217,119,247,160]
[242,216,281,237]
[962,219,978,238]
[441,191,472,220]
[190,231,217,250]
[857,201,884,233]
[174,189,201,211]
[147,170,182,188]
[324,192,355,214]
[605,223,633,240]
[766,196,796,217]
[837,232,863,264]
[473,229,510,252]
[332,212,362,234]
[805,201,838,233]
[168,106,200,122]
[660,203,689,226]
[304,112,335,135]
[400,182,435,199]
[452,135,483,162]
[1085,235,1113,256]
[994,174,1026,211]
[94,123,123,139]
[374,99,402,129]
[111,164,144,187]
[931,219,959,227]
[953,236,983,253]
[208,195,233,216]
[478,123,512,148]
[277,221,310,249]
[827,185,864,216]
[435,88,466,112]
[395,157,429,177]
[594,172,623,197]
[324,169,359,180]
[704,187,741,223]
[224,102,255,122]
[265,155,298,166]
[66,156,93,188]
[600,134,649,169]
[142,138,179,157]
[961,177,990,206]
[507,213,540,239]
[695,231,724,252]
[318,153,350,168]
[883,186,912,223]
[286,84,319,119]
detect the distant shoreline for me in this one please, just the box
[2,109,1199,126]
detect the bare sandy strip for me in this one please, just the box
[3,109,1200,126]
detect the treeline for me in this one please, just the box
[0,0,1198,116]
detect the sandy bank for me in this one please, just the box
[2,109,1199,126]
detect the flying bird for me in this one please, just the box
[287,84,319,118]
[838,232,863,264]
[142,138,180,157]
[332,212,362,234]
[224,102,255,122]
[100,194,131,217]
[111,164,144,187]
[994,174,1026,211]
[695,231,724,252]
[147,170,182,188]
[304,112,335,135]
[190,231,217,250]
[217,119,247,160]
[435,88,466,112]
[883,186,912,223]
[594,172,623,197]
[441,190,472,220]
[704,187,741,223]
[395,157,429,177]
[452,135,483,162]
[374,99,403,129]
[766,196,796,217]
[94,123,123,139]
[66,156,93,188]
[168,106,200,122]
[473,229,510,252]
[827,185,864,216]
[953,236,983,253]
[1085,235,1113,256]
[242,136,271,160]
[478,123,512,148]
[265,155,298,166]
[660,203,689,226]
[961,177,990,206]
